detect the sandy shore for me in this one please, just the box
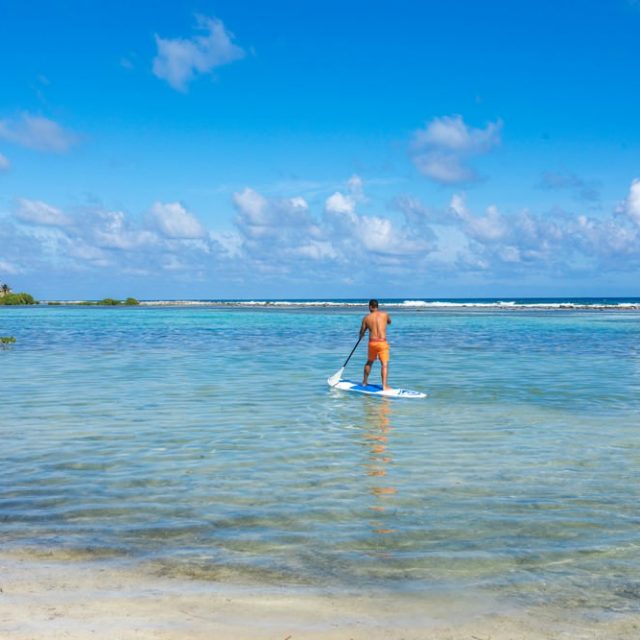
[1,553,639,639]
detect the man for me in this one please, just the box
[360,299,391,390]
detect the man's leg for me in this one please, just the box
[380,346,390,390]
[362,360,373,385]
[381,362,389,390]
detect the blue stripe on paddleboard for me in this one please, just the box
[349,382,384,392]
[330,379,427,398]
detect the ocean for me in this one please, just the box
[1,298,640,618]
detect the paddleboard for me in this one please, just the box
[328,378,426,398]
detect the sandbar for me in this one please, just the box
[1,552,639,639]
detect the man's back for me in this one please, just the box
[363,310,390,341]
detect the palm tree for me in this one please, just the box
[0,283,10,297]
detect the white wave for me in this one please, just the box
[140,300,363,307]
[389,300,517,308]
[133,299,640,310]
[139,300,215,306]
[234,300,362,307]
[516,302,640,309]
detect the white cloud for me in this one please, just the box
[449,193,468,219]
[148,201,206,238]
[233,188,314,246]
[357,216,399,253]
[325,191,356,216]
[324,174,366,217]
[0,114,78,153]
[0,153,10,171]
[411,115,502,184]
[16,198,72,226]
[0,259,22,275]
[414,115,501,152]
[233,187,268,220]
[153,15,245,92]
[619,178,640,226]
[412,152,475,184]
[233,188,272,238]
[289,196,308,210]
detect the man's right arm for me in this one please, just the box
[359,318,368,339]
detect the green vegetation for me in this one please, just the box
[79,297,140,306]
[0,285,140,306]
[0,336,16,348]
[0,292,37,305]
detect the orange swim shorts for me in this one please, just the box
[367,340,390,364]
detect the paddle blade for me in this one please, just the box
[327,367,344,387]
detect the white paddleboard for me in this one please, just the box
[328,378,426,398]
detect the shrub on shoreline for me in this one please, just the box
[0,293,36,305]
[66,297,141,306]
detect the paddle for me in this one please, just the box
[328,335,362,386]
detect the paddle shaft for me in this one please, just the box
[342,335,363,368]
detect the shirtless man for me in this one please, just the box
[360,299,391,389]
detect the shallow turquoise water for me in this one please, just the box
[1,305,640,611]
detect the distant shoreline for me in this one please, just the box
[33,297,640,311]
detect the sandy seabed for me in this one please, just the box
[1,553,639,640]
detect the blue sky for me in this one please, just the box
[1,0,639,299]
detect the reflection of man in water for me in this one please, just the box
[360,299,391,389]
[363,399,396,537]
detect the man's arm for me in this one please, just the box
[359,317,368,339]
[387,313,391,325]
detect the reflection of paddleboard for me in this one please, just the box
[329,378,426,399]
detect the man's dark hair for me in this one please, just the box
[369,299,379,308]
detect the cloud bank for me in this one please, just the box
[2,178,640,293]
